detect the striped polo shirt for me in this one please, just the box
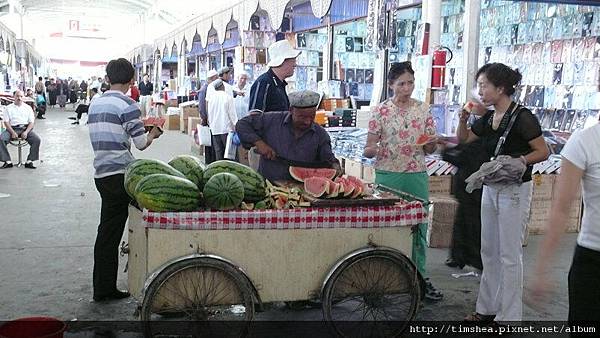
[88,90,147,178]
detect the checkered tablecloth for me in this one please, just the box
[142,201,426,230]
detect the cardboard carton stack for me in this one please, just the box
[528,174,581,234]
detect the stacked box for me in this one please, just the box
[427,195,458,248]
[179,104,199,134]
[344,159,362,178]
[428,175,453,196]
[528,174,581,234]
[163,115,180,130]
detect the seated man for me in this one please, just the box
[0,89,42,169]
[236,90,341,182]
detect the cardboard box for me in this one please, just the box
[531,174,555,201]
[344,159,362,178]
[187,117,202,136]
[362,165,375,183]
[428,175,453,195]
[179,105,199,133]
[528,194,582,234]
[163,114,180,131]
[427,195,458,248]
[165,99,178,108]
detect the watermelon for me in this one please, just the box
[304,177,330,198]
[346,175,365,198]
[326,180,340,198]
[203,160,266,202]
[168,155,205,190]
[335,177,354,197]
[415,134,434,146]
[289,166,337,182]
[142,117,166,132]
[124,159,186,198]
[254,199,269,210]
[135,174,201,211]
[463,101,474,112]
[203,172,245,210]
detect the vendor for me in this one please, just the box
[236,90,341,182]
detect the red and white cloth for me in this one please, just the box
[142,201,426,230]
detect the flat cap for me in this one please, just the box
[212,79,224,89]
[207,69,218,78]
[218,66,231,75]
[289,90,320,108]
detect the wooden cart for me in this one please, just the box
[127,198,427,337]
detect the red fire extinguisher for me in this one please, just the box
[431,46,453,89]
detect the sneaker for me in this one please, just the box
[72,121,79,125]
[424,278,443,301]
[24,162,36,169]
[1,162,13,169]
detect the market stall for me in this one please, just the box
[122,156,427,336]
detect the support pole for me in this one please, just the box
[461,0,481,102]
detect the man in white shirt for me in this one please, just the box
[0,90,42,169]
[207,79,237,160]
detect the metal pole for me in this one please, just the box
[462,0,481,102]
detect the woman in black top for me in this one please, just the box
[459,63,549,323]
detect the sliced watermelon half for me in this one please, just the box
[304,177,330,198]
[290,166,337,182]
[345,175,365,198]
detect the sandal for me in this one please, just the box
[464,312,495,322]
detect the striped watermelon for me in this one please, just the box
[135,174,201,211]
[124,159,186,198]
[203,160,266,202]
[168,155,205,190]
[203,172,245,210]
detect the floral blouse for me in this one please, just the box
[368,98,436,173]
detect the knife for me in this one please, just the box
[252,149,332,168]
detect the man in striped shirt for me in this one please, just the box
[88,58,162,302]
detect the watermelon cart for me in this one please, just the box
[124,159,429,337]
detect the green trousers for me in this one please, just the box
[375,169,428,275]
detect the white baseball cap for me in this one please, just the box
[207,69,218,78]
[267,40,301,68]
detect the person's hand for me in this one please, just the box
[236,90,245,97]
[363,146,378,158]
[148,126,163,139]
[332,162,344,177]
[254,140,277,160]
[524,273,555,314]
[424,136,439,145]
[459,109,470,123]
[20,131,28,140]
[10,131,19,140]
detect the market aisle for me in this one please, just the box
[0,107,574,324]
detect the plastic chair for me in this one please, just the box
[8,138,28,167]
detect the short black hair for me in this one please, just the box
[91,87,98,93]
[105,58,134,85]
[38,76,42,81]
[476,63,522,96]
[388,61,414,85]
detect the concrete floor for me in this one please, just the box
[0,107,575,332]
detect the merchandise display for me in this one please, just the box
[479,1,600,132]
[292,29,327,91]
[239,15,275,81]
[332,20,375,100]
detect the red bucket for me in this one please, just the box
[0,317,66,338]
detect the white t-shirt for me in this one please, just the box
[234,83,250,120]
[561,123,600,252]
[207,90,238,135]
[4,103,35,126]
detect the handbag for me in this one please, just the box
[224,132,239,160]
[196,124,212,146]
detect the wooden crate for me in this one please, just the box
[179,105,199,133]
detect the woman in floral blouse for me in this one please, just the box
[363,61,441,301]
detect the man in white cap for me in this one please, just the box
[207,79,237,161]
[199,69,219,164]
[248,39,300,113]
[246,40,300,170]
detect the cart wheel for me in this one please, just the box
[322,250,420,337]
[141,257,254,337]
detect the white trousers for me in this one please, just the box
[139,95,152,117]
[476,181,533,322]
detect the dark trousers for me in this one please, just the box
[93,174,131,297]
[568,245,600,329]
[211,133,228,161]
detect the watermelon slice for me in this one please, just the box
[326,180,340,198]
[304,177,330,198]
[346,176,365,198]
[290,167,337,182]
[415,134,434,146]
[143,117,166,132]
[335,177,354,197]
[463,101,474,112]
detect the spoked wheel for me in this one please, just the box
[141,257,254,338]
[322,249,420,337]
